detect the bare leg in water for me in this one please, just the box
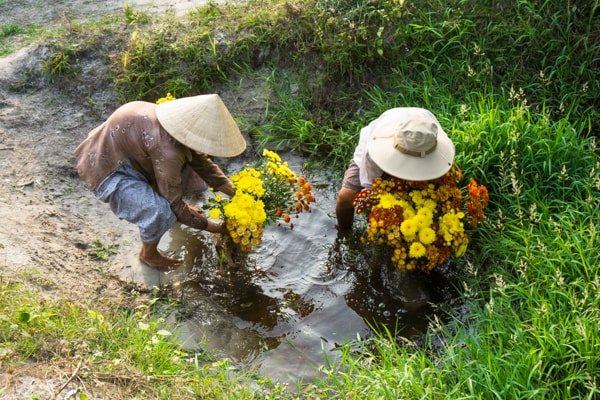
[335,187,359,230]
[139,241,179,269]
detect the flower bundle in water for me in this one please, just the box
[353,164,488,272]
[207,149,316,252]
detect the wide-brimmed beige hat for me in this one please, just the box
[367,113,455,181]
[155,94,246,157]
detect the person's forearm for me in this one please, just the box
[216,182,235,197]
[205,220,225,233]
[172,202,209,231]
[188,153,231,190]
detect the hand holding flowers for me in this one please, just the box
[206,149,316,252]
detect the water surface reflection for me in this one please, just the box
[155,200,460,383]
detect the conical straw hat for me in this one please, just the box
[155,94,246,157]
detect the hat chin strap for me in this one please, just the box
[394,139,437,158]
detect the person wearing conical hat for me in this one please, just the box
[335,107,455,230]
[74,94,246,269]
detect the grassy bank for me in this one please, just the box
[2,0,599,398]
[0,282,305,398]
[318,100,600,399]
[27,0,600,165]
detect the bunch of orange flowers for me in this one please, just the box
[206,149,316,252]
[354,164,488,272]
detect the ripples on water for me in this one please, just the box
[157,190,461,383]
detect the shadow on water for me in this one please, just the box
[154,188,463,383]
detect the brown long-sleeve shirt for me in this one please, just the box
[74,101,231,231]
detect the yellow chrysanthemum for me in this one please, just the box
[224,193,267,226]
[413,214,430,230]
[209,208,222,220]
[156,93,176,104]
[417,206,433,220]
[410,191,424,205]
[231,169,265,197]
[418,227,436,245]
[262,149,282,163]
[400,218,418,236]
[378,193,400,209]
[409,242,427,258]
[439,210,465,245]
[423,199,437,210]
[266,161,296,180]
[403,233,417,242]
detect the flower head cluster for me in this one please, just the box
[156,93,176,104]
[354,164,488,272]
[230,169,265,197]
[466,178,489,227]
[206,149,316,252]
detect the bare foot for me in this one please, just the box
[139,246,180,270]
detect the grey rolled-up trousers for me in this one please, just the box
[94,160,177,243]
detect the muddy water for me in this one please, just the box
[151,184,460,383]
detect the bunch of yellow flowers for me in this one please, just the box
[207,149,316,252]
[156,92,176,104]
[354,164,488,272]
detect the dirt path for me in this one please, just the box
[0,1,219,397]
[0,0,172,297]
[0,0,242,294]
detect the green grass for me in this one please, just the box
[0,281,310,399]
[1,24,24,37]
[2,0,599,398]
[25,0,598,165]
[0,23,31,56]
[318,103,599,399]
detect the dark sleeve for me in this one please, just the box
[187,152,231,189]
[151,142,210,231]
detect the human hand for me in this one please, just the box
[216,182,235,197]
[206,220,229,235]
[188,204,205,216]
[217,222,229,235]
